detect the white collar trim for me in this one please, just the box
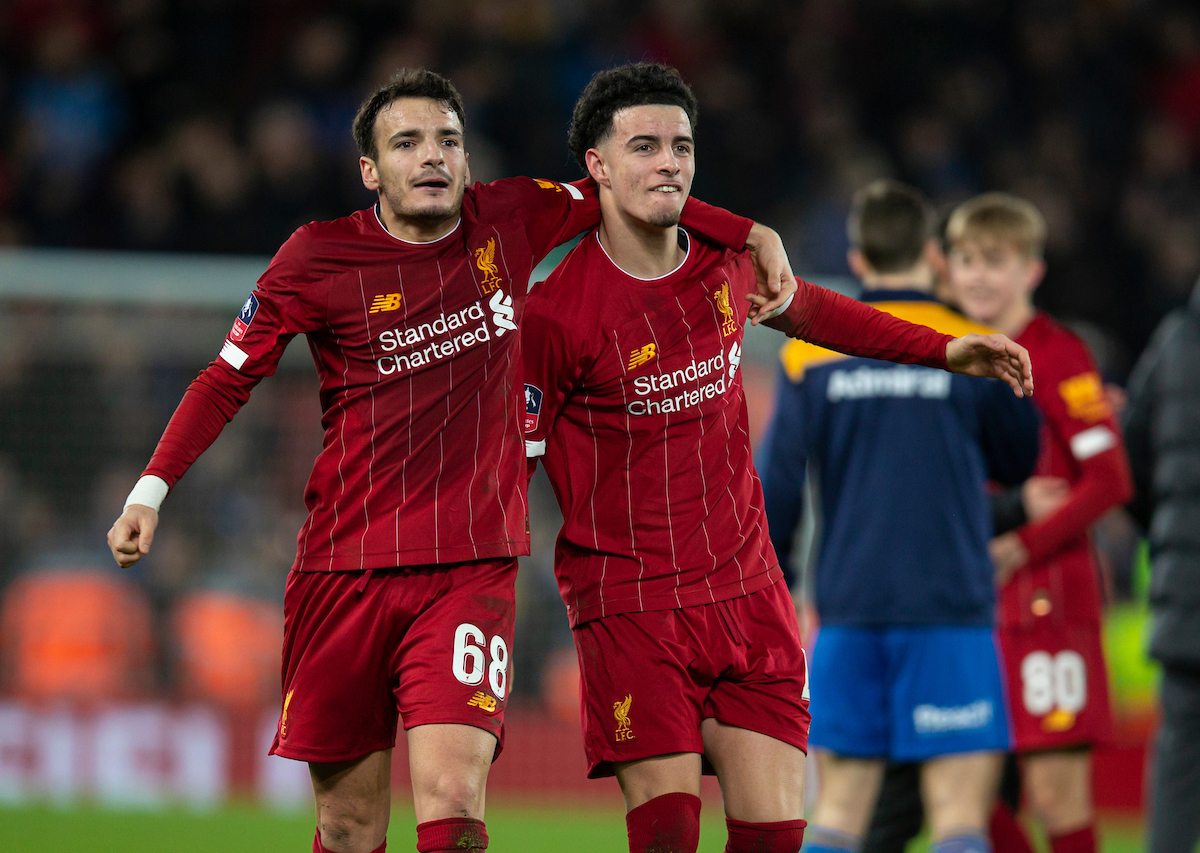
[596,228,691,281]
[373,204,461,245]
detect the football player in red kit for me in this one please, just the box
[106,69,795,853]
[947,193,1134,853]
[522,64,1034,853]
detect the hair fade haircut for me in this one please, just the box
[847,179,936,274]
[567,63,699,169]
[352,68,466,161]
[945,192,1047,260]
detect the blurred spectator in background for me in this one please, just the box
[1124,275,1200,853]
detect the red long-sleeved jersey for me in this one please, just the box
[522,230,954,626]
[141,178,754,572]
[999,311,1134,628]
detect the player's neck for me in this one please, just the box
[376,198,460,243]
[990,301,1036,337]
[860,266,934,293]
[596,202,686,279]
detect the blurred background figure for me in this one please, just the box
[1124,275,1200,853]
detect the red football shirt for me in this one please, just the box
[522,230,955,626]
[142,178,755,572]
[999,311,1133,628]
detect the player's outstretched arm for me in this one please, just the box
[945,333,1034,398]
[743,224,798,324]
[108,504,159,568]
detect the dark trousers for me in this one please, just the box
[861,756,1022,853]
[1151,666,1200,853]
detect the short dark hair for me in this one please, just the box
[567,63,699,169]
[847,180,936,273]
[352,68,466,161]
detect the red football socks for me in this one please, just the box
[626,792,702,853]
[1049,825,1097,853]
[312,828,386,853]
[725,817,807,853]
[416,817,488,852]
[989,802,1035,853]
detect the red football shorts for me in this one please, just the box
[573,579,811,778]
[270,558,516,764]
[999,620,1114,752]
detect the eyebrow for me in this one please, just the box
[387,127,464,143]
[626,134,695,147]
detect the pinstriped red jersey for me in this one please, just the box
[522,230,955,626]
[142,178,756,572]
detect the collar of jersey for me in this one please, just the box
[373,204,462,245]
[860,288,939,304]
[594,227,692,282]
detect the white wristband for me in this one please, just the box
[124,475,169,513]
[759,292,795,321]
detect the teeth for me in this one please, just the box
[654,187,679,193]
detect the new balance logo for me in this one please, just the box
[369,293,402,313]
[490,289,517,336]
[468,692,497,713]
[628,344,657,369]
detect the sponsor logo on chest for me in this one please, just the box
[625,340,741,417]
[373,289,516,377]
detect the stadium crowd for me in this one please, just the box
[0,0,1199,356]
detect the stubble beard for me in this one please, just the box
[380,177,465,228]
[645,208,681,228]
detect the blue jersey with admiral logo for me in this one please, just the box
[759,291,1039,626]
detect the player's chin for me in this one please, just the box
[645,206,682,228]
[400,198,463,224]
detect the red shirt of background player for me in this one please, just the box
[997,310,1133,752]
[522,229,955,627]
[999,311,1134,630]
[141,177,753,572]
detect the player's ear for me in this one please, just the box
[464,151,472,187]
[1024,257,1046,294]
[847,248,871,280]
[360,156,380,192]
[585,148,610,187]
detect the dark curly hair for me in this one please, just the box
[567,63,699,169]
[352,68,466,161]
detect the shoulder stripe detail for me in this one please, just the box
[1070,425,1117,461]
[869,301,995,338]
[563,182,584,201]
[219,340,249,370]
[779,340,848,381]
[778,300,994,381]
[525,439,546,458]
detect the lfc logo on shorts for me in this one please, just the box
[613,694,635,742]
[713,282,737,337]
[468,691,498,713]
[280,689,294,739]
[474,239,503,295]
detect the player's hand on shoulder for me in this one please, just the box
[945,333,1034,398]
[743,223,796,325]
[107,505,159,568]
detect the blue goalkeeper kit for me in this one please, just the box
[760,290,1040,759]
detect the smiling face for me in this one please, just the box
[586,104,694,228]
[947,236,1044,329]
[359,97,469,228]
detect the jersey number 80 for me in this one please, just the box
[1021,650,1086,716]
[452,623,509,700]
